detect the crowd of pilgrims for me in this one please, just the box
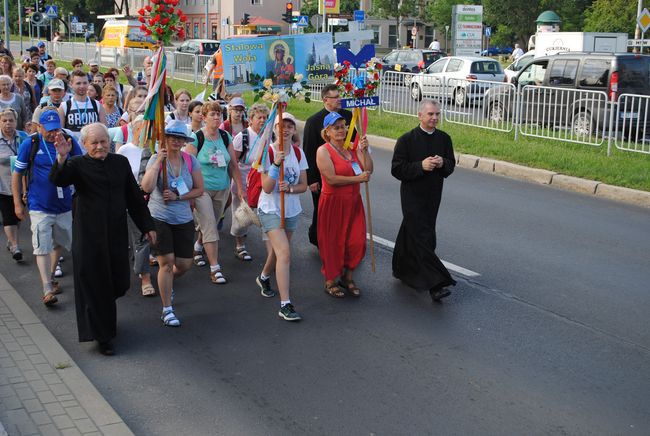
[0,46,382,342]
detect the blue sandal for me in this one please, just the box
[161,309,180,327]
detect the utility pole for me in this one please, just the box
[635,0,643,53]
[3,0,9,46]
[18,0,24,54]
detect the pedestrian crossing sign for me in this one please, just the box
[45,5,58,18]
[297,15,308,27]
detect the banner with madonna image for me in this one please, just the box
[220,33,334,94]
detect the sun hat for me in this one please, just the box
[274,112,297,127]
[323,111,343,129]
[47,79,65,90]
[164,120,194,142]
[39,110,62,132]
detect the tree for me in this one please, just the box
[371,0,418,47]
[584,0,636,36]
[300,0,361,32]
[483,0,543,46]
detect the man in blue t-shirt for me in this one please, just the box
[11,110,82,307]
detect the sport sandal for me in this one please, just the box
[235,246,252,261]
[161,309,180,327]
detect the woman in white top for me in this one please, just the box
[257,112,308,322]
[165,89,192,125]
[231,102,269,261]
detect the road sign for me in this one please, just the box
[329,18,348,26]
[411,26,417,36]
[628,39,650,47]
[638,8,650,33]
[484,26,491,37]
[44,5,58,18]
[353,10,366,22]
[71,16,78,23]
[296,15,308,27]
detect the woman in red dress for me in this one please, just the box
[316,112,373,298]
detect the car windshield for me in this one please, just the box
[471,61,503,74]
[202,42,220,52]
[423,52,442,65]
[618,56,650,94]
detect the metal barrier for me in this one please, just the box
[379,71,420,118]
[445,78,516,133]
[518,86,609,146]
[614,94,650,154]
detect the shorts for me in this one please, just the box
[0,194,20,226]
[151,219,195,259]
[258,210,298,234]
[193,189,229,244]
[29,210,73,255]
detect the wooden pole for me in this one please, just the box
[357,107,375,273]
[278,103,285,229]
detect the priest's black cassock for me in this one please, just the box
[391,127,456,291]
[50,153,154,343]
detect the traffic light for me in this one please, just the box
[241,13,250,26]
[282,2,293,23]
[37,0,45,12]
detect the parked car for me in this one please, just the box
[175,39,220,56]
[504,51,535,82]
[481,46,514,56]
[410,56,505,105]
[484,53,650,136]
[381,49,444,74]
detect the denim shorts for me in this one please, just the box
[258,210,298,233]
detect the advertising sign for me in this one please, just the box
[319,0,340,15]
[452,4,483,56]
[221,33,334,93]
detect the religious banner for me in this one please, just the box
[220,33,334,94]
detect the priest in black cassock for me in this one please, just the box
[391,100,456,302]
[50,123,156,355]
[302,84,353,247]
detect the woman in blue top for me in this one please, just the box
[185,101,243,285]
[141,121,204,327]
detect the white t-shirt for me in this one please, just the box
[257,144,308,218]
[429,40,441,50]
[231,127,263,196]
[116,142,143,180]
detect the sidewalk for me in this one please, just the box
[0,273,133,436]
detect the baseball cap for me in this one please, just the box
[323,112,343,129]
[48,79,65,90]
[89,60,99,66]
[27,46,39,53]
[39,110,62,132]
[37,41,46,48]
[228,97,245,108]
[274,112,297,127]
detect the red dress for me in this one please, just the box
[317,143,366,281]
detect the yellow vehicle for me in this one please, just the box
[95,19,156,66]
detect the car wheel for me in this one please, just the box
[488,102,506,122]
[454,88,466,107]
[572,111,594,137]
[411,83,422,101]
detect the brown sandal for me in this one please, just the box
[324,282,345,298]
[339,278,361,297]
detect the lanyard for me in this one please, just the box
[72,97,89,121]
[40,137,55,165]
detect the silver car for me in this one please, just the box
[410,56,505,106]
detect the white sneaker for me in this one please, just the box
[54,263,63,278]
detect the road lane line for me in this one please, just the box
[368,234,481,278]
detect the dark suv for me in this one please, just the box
[381,49,444,74]
[484,53,650,136]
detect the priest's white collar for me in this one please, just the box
[419,126,436,135]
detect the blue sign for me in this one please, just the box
[336,44,375,68]
[341,96,379,109]
[484,26,492,37]
[71,15,78,23]
[44,5,58,18]
[296,15,308,27]
[353,10,366,22]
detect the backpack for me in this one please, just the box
[21,132,72,204]
[195,129,230,153]
[160,151,193,174]
[246,144,302,209]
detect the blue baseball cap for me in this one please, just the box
[39,110,62,132]
[323,111,343,129]
[37,41,46,48]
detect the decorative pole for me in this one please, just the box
[277,102,286,229]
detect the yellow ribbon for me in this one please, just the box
[343,108,360,150]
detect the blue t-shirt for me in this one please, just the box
[192,132,232,191]
[14,134,83,214]
[146,153,199,225]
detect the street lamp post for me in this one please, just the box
[445,25,449,54]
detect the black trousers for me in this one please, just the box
[308,190,320,247]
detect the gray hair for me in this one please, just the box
[418,99,441,114]
[0,74,11,85]
[79,123,110,144]
[248,102,270,119]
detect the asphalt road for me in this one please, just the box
[2,142,649,435]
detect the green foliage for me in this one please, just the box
[371,0,417,20]
[584,0,636,36]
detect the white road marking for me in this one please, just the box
[368,234,481,278]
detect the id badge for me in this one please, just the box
[175,178,190,196]
[56,187,64,199]
[216,151,227,167]
[351,162,363,176]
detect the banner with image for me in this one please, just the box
[221,33,334,94]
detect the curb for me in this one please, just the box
[294,119,650,209]
[0,273,134,436]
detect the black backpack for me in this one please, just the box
[195,129,230,153]
[21,132,72,204]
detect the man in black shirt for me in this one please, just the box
[302,84,353,247]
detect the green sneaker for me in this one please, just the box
[256,275,276,298]
[278,303,301,322]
